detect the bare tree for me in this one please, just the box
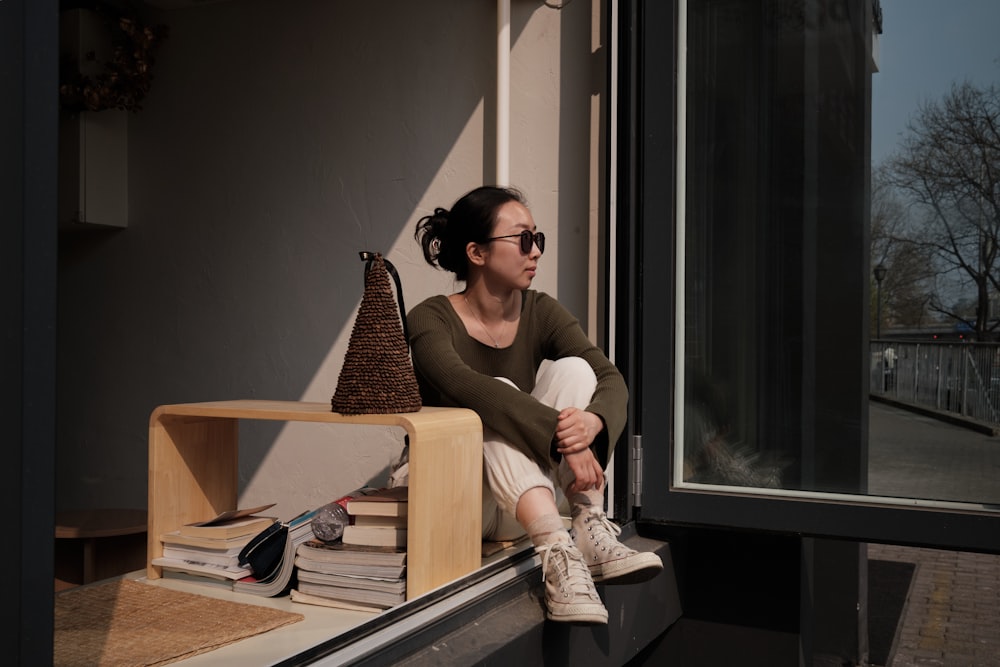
[884,81,1000,339]
[870,166,934,334]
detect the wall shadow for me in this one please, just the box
[55,0,534,511]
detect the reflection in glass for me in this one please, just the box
[868,0,1000,508]
[679,0,1000,512]
[681,0,873,495]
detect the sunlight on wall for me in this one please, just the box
[239,89,569,516]
[238,103,486,514]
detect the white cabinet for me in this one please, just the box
[59,9,128,229]
[60,108,128,228]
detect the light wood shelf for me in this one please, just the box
[147,400,483,599]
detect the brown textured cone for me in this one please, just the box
[331,254,422,414]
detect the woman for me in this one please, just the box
[408,186,662,624]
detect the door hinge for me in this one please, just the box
[631,434,643,507]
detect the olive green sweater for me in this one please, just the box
[407,290,628,469]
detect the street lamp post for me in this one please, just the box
[874,263,888,392]
[874,263,887,339]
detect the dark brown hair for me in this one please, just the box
[414,186,526,282]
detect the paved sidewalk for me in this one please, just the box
[869,543,1000,666]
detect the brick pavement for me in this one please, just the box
[869,543,1000,666]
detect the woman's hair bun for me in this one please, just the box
[414,185,526,281]
[415,207,451,269]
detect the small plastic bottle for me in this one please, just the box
[311,501,350,543]
[311,487,377,543]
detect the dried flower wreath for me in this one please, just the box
[59,4,169,113]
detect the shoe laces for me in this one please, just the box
[581,510,632,557]
[538,542,599,597]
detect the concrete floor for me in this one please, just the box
[868,401,1000,506]
[868,401,1000,666]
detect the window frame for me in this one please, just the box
[617,0,1000,555]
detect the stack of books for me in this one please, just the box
[290,540,407,611]
[291,487,408,611]
[342,485,408,548]
[152,504,278,589]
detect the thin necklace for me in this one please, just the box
[464,295,506,348]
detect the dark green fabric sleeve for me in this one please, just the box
[407,291,627,469]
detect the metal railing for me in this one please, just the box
[870,341,1000,426]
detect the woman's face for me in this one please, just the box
[481,201,542,290]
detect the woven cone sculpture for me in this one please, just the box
[331,252,422,415]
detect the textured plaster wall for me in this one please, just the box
[56,0,601,520]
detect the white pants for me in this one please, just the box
[481,357,599,541]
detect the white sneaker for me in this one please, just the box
[571,507,663,584]
[537,541,608,624]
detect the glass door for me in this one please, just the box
[619,0,1000,553]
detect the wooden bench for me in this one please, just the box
[147,400,483,599]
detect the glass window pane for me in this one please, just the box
[868,0,1000,508]
[677,0,1000,513]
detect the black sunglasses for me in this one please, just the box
[485,230,545,255]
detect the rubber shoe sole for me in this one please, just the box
[589,550,663,585]
[545,599,609,625]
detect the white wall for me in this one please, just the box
[56,0,604,520]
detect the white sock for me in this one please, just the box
[526,514,570,547]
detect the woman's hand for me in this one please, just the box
[564,449,605,493]
[556,409,606,492]
[554,407,603,455]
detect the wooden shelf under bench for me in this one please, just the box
[147,400,483,600]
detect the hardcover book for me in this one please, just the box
[179,505,278,540]
[161,545,244,568]
[289,589,383,613]
[295,539,407,566]
[295,580,404,609]
[160,530,259,551]
[294,540,406,580]
[352,514,407,528]
[345,487,408,517]
[342,524,407,548]
[296,569,405,592]
[151,556,251,580]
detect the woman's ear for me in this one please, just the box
[466,241,487,267]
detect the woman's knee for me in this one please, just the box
[541,357,596,387]
[533,357,597,408]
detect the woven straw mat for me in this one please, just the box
[54,579,303,666]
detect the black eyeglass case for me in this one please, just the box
[237,520,287,575]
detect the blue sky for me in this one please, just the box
[871,0,1000,167]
